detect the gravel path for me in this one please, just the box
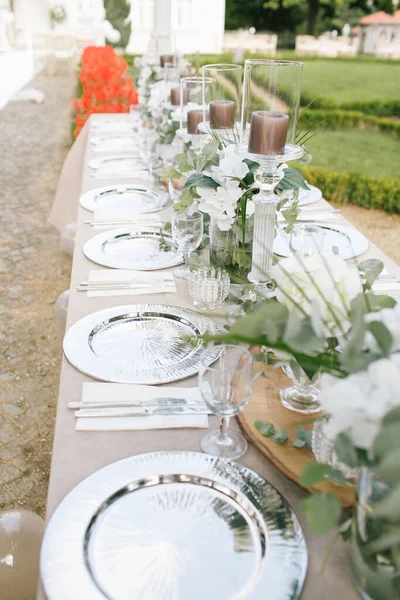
[0,71,399,517]
[0,72,75,515]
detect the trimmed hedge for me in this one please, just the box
[300,165,400,214]
[301,95,400,117]
[299,110,400,138]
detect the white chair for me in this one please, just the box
[47,33,77,76]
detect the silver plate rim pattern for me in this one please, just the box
[79,185,172,214]
[40,451,308,600]
[83,227,184,270]
[63,304,222,384]
[274,219,369,260]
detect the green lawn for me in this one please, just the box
[185,53,400,104]
[300,60,400,104]
[305,129,400,179]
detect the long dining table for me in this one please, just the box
[40,113,400,599]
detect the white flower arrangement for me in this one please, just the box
[272,252,363,338]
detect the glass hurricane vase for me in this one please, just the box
[209,216,254,284]
[280,361,321,414]
[350,467,399,600]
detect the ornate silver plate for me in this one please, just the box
[89,156,162,174]
[274,220,369,260]
[80,185,172,214]
[41,451,308,600]
[83,227,184,270]
[63,304,221,384]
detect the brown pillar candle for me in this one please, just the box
[209,100,235,129]
[160,54,174,67]
[170,87,190,106]
[187,110,209,134]
[248,111,289,155]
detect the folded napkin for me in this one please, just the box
[92,209,162,230]
[75,383,209,431]
[86,269,176,297]
[372,274,400,293]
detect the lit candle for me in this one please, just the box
[187,110,208,134]
[248,111,289,155]
[160,54,174,67]
[209,100,235,129]
[170,87,189,106]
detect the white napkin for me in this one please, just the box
[86,269,176,297]
[92,209,162,230]
[75,383,209,431]
[372,268,400,292]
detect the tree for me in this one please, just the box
[103,0,131,48]
[225,0,395,36]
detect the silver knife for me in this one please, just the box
[68,398,203,409]
[74,406,210,418]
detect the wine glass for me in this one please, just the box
[199,345,253,459]
[138,129,158,178]
[172,211,203,279]
[290,223,325,257]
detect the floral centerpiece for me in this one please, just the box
[204,253,400,599]
[134,56,162,103]
[170,139,309,283]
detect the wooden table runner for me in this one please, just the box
[237,348,355,507]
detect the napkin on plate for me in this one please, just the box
[86,269,176,297]
[92,208,162,230]
[75,383,209,431]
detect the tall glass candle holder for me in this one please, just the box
[238,59,304,289]
[198,64,243,142]
[176,76,214,148]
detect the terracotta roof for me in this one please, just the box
[360,10,400,25]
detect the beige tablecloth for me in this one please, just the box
[40,113,400,599]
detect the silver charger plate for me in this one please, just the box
[83,227,183,270]
[40,451,308,600]
[298,184,322,206]
[89,156,163,174]
[274,220,369,260]
[80,185,172,213]
[91,119,134,134]
[91,136,140,154]
[63,304,221,384]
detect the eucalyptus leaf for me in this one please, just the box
[254,420,275,437]
[373,423,400,460]
[364,292,397,311]
[377,450,400,484]
[299,462,347,487]
[358,259,384,289]
[300,492,343,535]
[293,439,306,449]
[296,426,313,450]
[334,432,359,468]
[272,428,288,444]
[367,321,393,355]
[383,406,400,426]
[365,528,400,554]
[373,485,400,521]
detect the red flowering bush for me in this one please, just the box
[73,46,138,138]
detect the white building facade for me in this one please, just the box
[126,0,226,55]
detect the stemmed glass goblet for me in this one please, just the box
[172,211,203,279]
[199,345,254,460]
